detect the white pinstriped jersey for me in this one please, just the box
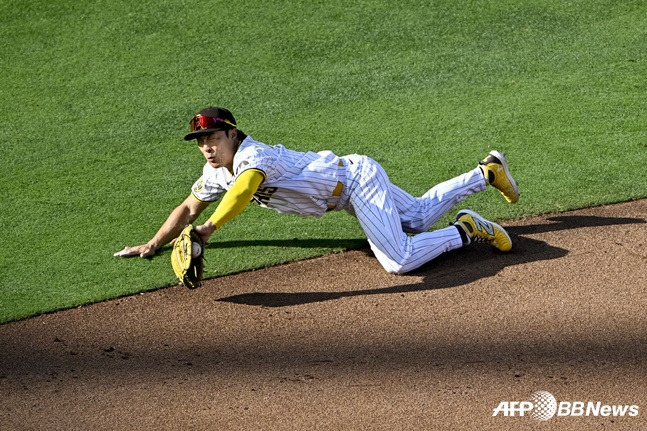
[191,136,343,217]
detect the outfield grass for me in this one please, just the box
[1,0,645,323]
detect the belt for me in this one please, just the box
[327,160,344,211]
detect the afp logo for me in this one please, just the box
[493,391,640,421]
[493,391,556,421]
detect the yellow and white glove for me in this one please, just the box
[171,225,204,289]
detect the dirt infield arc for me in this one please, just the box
[1,200,645,430]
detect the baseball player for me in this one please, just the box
[115,106,519,274]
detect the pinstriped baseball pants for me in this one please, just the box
[337,155,486,274]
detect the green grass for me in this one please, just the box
[1,0,646,323]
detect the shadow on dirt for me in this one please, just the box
[205,238,368,250]
[218,214,645,307]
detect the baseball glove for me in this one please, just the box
[171,225,204,289]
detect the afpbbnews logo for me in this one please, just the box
[493,391,639,421]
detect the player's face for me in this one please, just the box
[196,130,237,171]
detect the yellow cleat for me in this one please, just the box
[454,209,512,252]
[479,150,519,203]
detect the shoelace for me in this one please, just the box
[470,235,493,244]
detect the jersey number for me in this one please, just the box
[252,187,278,205]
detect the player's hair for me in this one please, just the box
[227,127,247,143]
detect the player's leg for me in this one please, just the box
[344,156,465,274]
[392,150,519,233]
[391,167,486,233]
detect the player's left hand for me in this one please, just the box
[194,221,217,243]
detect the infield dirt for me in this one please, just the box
[1,200,645,430]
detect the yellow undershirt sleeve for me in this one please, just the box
[208,169,265,229]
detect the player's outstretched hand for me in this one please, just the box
[194,222,216,244]
[113,244,156,258]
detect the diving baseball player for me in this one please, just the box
[114,106,519,274]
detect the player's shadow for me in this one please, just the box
[205,238,368,250]
[217,214,645,307]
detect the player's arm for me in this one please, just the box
[194,169,265,241]
[114,194,211,258]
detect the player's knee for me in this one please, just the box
[371,240,412,274]
[379,256,410,274]
[386,264,409,275]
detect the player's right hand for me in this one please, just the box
[113,244,156,258]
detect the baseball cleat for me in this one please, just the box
[454,209,512,252]
[479,150,519,203]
